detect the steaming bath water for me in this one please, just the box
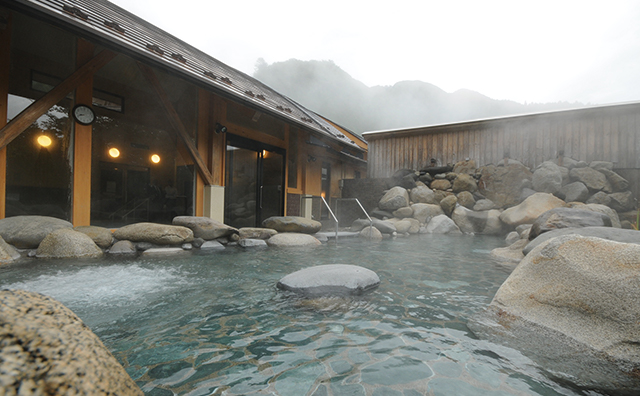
[0,235,596,395]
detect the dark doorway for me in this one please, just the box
[224,134,285,228]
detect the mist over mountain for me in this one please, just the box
[253,59,586,136]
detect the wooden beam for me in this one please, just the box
[195,88,211,216]
[72,39,95,226]
[137,62,214,185]
[0,12,11,219]
[211,96,227,185]
[0,49,116,150]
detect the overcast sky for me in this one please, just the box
[110,0,640,105]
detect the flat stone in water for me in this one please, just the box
[277,264,380,296]
[360,356,433,386]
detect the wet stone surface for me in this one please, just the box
[0,235,595,395]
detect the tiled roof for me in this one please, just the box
[9,0,364,151]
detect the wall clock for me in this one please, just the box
[72,104,95,126]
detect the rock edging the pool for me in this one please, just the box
[0,289,143,395]
[277,264,380,296]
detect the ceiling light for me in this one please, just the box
[151,154,160,164]
[37,135,52,147]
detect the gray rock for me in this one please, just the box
[385,218,411,234]
[558,166,570,186]
[523,226,640,255]
[558,181,589,203]
[424,215,462,234]
[439,195,458,217]
[0,290,142,395]
[238,238,267,248]
[490,239,528,264]
[172,216,238,240]
[267,233,322,247]
[411,203,445,224]
[608,191,635,212]
[554,156,580,169]
[114,223,194,245]
[142,247,186,255]
[350,218,374,232]
[199,240,225,250]
[378,186,410,211]
[430,179,452,191]
[399,173,418,189]
[372,219,397,234]
[73,226,114,249]
[499,193,566,226]
[451,206,503,235]
[478,164,533,208]
[473,199,496,211]
[135,241,154,251]
[452,159,476,175]
[238,227,278,240]
[410,185,436,204]
[0,236,21,264]
[418,173,433,184]
[36,229,102,259]
[586,191,612,206]
[589,161,614,171]
[392,206,413,219]
[532,161,563,194]
[456,191,476,210]
[519,188,537,202]
[108,240,137,255]
[566,203,622,228]
[477,235,640,392]
[598,169,629,192]
[452,173,478,193]
[359,226,383,241]
[181,243,193,250]
[529,207,613,240]
[505,231,521,245]
[371,209,394,219]
[277,264,380,296]
[262,216,322,234]
[570,166,610,192]
[0,215,72,249]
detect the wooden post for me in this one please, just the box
[210,95,226,185]
[72,39,94,226]
[0,12,11,219]
[195,88,210,216]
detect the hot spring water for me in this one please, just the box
[1,235,599,395]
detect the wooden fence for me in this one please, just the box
[363,102,640,178]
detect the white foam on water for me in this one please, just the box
[2,264,188,311]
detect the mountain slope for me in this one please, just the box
[253,59,583,135]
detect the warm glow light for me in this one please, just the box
[321,192,326,198]
[37,135,52,147]
[108,147,120,158]
[151,154,161,164]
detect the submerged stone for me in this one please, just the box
[277,264,380,296]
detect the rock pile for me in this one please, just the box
[353,158,637,241]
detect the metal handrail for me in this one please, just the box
[300,195,339,241]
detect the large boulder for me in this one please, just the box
[73,226,114,249]
[266,233,321,247]
[499,193,565,226]
[489,239,528,264]
[372,219,397,234]
[238,227,278,240]
[566,202,622,228]
[586,191,612,206]
[113,223,194,245]
[557,181,589,203]
[261,216,322,234]
[523,226,640,255]
[410,185,437,204]
[378,186,410,211]
[424,215,462,234]
[392,206,413,219]
[411,203,444,224]
[528,207,613,240]
[569,166,610,192]
[277,264,380,296]
[0,236,21,265]
[439,195,457,217]
[532,161,563,194]
[0,290,143,395]
[359,226,383,241]
[598,168,629,192]
[456,191,476,209]
[608,191,635,212]
[453,159,476,175]
[451,206,503,235]
[478,164,533,208]
[452,173,478,193]
[0,215,72,249]
[35,229,103,259]
[473,235,640,392]
[173,216,238,239]
[350,219,374,232]
[430,179,451,191]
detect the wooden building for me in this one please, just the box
[0,0,367,228]
[363,102,640,195]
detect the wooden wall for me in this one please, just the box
[364,102,640,178]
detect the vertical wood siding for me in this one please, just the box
[365,103,640,177]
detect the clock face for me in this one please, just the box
[72,104,95,126]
